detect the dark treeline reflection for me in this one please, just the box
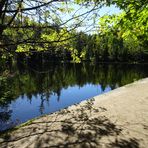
[0,62,148,131]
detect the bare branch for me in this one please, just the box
[2,0,59,13]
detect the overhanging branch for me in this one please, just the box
[2,0,58,13]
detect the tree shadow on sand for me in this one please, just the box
[0,98,139,148]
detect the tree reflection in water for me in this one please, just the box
[0,62,148,131]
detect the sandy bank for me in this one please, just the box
[0,78,148,148]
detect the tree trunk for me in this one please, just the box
[0,0,7,36]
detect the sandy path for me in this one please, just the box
[0,78,148,148]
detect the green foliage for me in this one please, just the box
[1,0,148,62]
[96,0,148,61]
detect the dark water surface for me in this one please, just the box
[0,62,148,131]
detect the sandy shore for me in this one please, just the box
[0,78,148,148]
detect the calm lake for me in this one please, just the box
[0,62,148,131]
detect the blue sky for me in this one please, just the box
[26,1,121,33]
[57,3,121,33]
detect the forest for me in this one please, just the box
[0,0,148,65]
